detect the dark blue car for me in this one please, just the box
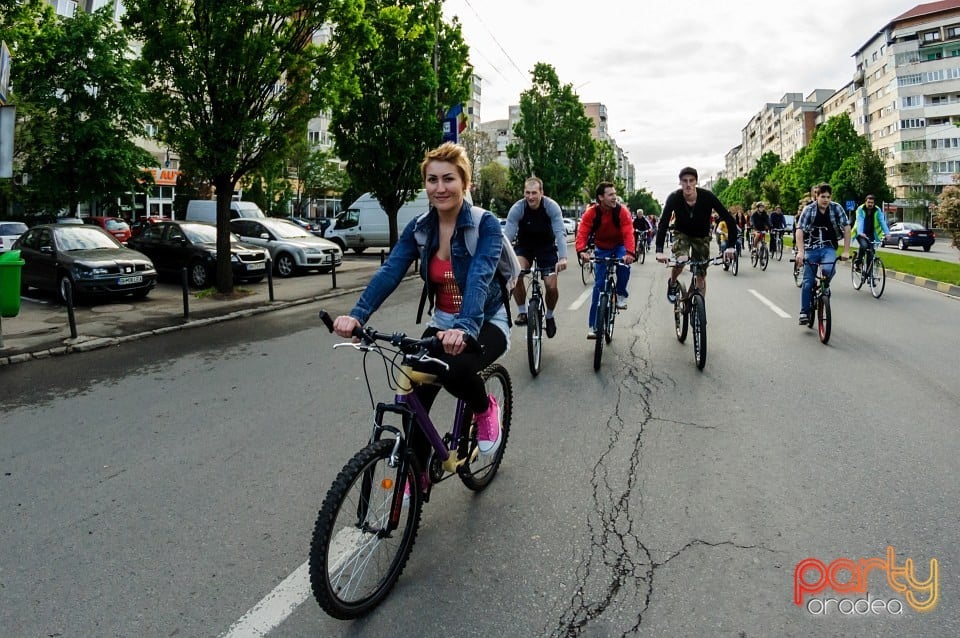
[882,222,936,251]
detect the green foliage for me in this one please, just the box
[288,145,349,217]
[625,188,661,216]
[123,0,365,292]
[747,151,781,195]
[719,177,757,211]
[507,63,595,205]
[830,147,894,206]
[710,176,730,200]
[935,181,960,252]
[476,161,511,214]
[584,140,622,196]
[327,0,471,247]
[241,157,294,217]
[4,4,156,216]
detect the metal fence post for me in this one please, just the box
[181,266,190,319]
[65,283,78,338]
[266,255,274,301]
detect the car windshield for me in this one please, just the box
[183,224,218,244]
[105,219,129,231]
[902,222,925,231]
[57,227,121,250]
[0,222,28,235]
[268,221,311,239]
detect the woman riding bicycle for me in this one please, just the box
[332,142,508,463]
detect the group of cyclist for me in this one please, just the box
[331,142,891,473]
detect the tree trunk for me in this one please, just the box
[214,175,235,293]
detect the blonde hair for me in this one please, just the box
[420,142,472,189]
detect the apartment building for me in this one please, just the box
[852,0,960,201]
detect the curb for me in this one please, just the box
[0,281,373,368]
[887,269,960,297]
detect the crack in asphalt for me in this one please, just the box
[546,282,773,637]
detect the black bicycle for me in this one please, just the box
[589,255,627,371]
[801,260,836,344]
[722,240,739,276]
[851,239,886,299]
[579,251,594,286]
[667,256,724,370]
[519,266,555,376]
[633,231,646,264]
[750,230,770,271]
[311,311,512,618]
[771,229,786,261]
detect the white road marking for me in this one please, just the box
[568,288,593,310]
[748,289,791,318]
[219,561,310,638]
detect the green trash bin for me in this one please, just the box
[0,249,25,318]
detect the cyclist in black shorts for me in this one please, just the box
[504,176,568,338]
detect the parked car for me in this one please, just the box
[562,218,577,235]
[130,216,172,239]
[13,224,157,303]
[127,220,267,288]
[287,216,332,238]
[0,221,28,252]
[84,216,132,243]
[882,222,935,251]
[55,216,85,225]
[230,217,343,277]
[782,214,796,233]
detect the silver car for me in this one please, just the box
[230,217,343,277]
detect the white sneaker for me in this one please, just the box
[586,329,597,340]
[616,299,628,310]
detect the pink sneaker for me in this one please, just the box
[475,394,502,455]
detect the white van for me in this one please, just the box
[325,190,472,253]
[184,200,266,223]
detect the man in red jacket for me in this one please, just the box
[575,182,635,339]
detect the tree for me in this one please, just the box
[476,161,511,214]
[5,3,156,217]
[747,151,781,195]
[241,157,294,217]
[123,0,365,292]
[327,0,471,248]
[718,177,757,211]
[830,147,893,207]
[625,188,661,217]
[288,144,349,217]
[710,176,730,200]
[934,178,960,254]
[583,140,622,197]
[459,129,496,176]
[507,63,595,206]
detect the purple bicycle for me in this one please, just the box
[310,311,513,619]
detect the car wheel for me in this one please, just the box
[132,288,150,299]
[898,238,907,250]
[923,245,931,252]
[331,238,346,252]
[275,252,297,277]
[352,247,366,255]
[57,272,76,305]
[189,260,210,288]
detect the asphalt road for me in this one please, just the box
[1,254,958,637]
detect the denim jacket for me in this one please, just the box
[349,200,504,338]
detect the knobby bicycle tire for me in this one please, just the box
[870,257,886,299]
[793,261,803,288]
[674,283,688,343]
[638,244,646,264]
[818,295,831,344]
[310,440,423,619]
[759,246,769,271]
[775,237,784,261]
[605,295,616,344]
[750,247,759,267]
[691,292,707,370]
[594,295,607,370]
[459,363,513,491]
[526,298,542,376]
[731,251,739,276]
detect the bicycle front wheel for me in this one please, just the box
[594,295,607,370]
[674,284,688,343]
[638,244,646,264]
[690,292,707,370]
[605,296,616,344]
[818,295,831,344]
[775,238,783,261]
[731,251,739,276]
[759,246,769,271]
[581,259,594,285]
[526,299,542,376]
[793,261,802,287]
[851,258,865,290]
[869,257,886,299]
[310,440,423,619]
[750,247,759,267]
[459,363,513,491]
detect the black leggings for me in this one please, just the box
[409,321,508,467]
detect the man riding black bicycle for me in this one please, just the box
[795,182,851,325]
[750,202,771,256]
[853,194,890,269]
[633,208,650,258]
[504,176,568,338]
[770,205,787,254]
[656,167,737,301]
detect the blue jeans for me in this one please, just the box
[589,245,630,328]
[801,246,837,314]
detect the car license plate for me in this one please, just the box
[118,275,143,285]
[247,262,265,271]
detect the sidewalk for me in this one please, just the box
[0,257,391,367]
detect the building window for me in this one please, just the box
[896,51,921,65]
[898,73,923,86]
[948,25,960,39]
[899,118,926,129]
[923,30,942,43]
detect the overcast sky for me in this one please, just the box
[444,0,917,203]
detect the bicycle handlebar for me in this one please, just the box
[665,256,726,268]
[318,310,482,357]
[519,267,556,277]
